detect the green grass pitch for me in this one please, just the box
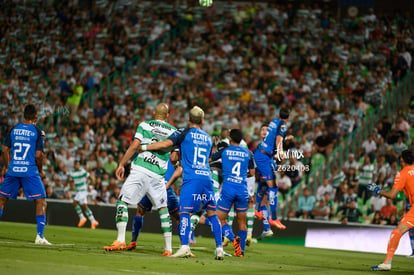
[0,221,413,274]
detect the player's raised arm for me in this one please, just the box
[2,145,9,171]
[143,139,174,152]
[35,128,45,178]
[165,166,182,189]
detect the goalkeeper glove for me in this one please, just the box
[367,183,381,195]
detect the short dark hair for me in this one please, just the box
[401,149,414,165]
[230,129,243,144]
[279,107,290,119]
[24,104,37,120]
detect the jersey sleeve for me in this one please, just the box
[4,129,11,148]
[134,122,145,141]
[392,172,405,191]
[210,147,224,162]
[168,128,187,146]
[36,127,45,152]
[277,121,288,138]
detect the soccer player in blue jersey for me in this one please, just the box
[126,158,181,252]
[254,107,291,230]
[142,106,224,259]
[212,129,255,257]
[0,104,51,245]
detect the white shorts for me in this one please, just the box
[74,191,88,205]
[119,165,167,209]
[247,176,256,197]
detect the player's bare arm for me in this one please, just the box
[143,139,174,151]
[380,187,400,200]
[36,150,45,179]
[116,138,141,180]
[2,145,9,171]
[248,168,255,177]
[165,166,182,189]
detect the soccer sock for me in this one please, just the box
[85,208,96,223]
[179,213,191,246]
[0,208,3,218]
[261,205,271,231]
[228,208,235,227]
[190,214,200,243]
[268,187,279,220]
[238,230,247,253]
[203,215,211,226]
[115,201,128,243]
[409,230,414,254]
[208,215,223,248]
[384,228,403,264]
[222,223,235,242]
[131,215,144,242]
[158,208,172,252]
[74,205,85,220]
[247,207,254,237]
[36,215,46,238]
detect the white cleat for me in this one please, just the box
[35,235,51,245]
[407,253,414,258]
[371,263,391,271]
[215,247,224,260]
[171,245,191,258]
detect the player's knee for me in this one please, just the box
[137,206,146,216]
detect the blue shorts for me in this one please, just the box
[0,175,46,200]
[138,187,179,214]
[217,183,248,213]
[179,178,216,214]
[254,151,276,181]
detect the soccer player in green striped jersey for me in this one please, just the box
[69,161,99,229]
[104,103,176,256]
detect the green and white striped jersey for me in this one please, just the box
[133,120,176,176]
[358,164,375,186]
[70,168,89,193]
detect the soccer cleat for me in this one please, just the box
[407,253,414,258]
[171,245,191,258]
[78,218,87,228]
[91,221,99,230]
[35,235,51,245]
[103,240,126,251]
[371,263,391,271]
[215,247,224,260]
[162,250,172,257]
[233,236,242,257]
[222,237,230,247]
[246,234,252,247]
[262,229,274,238]
[269,219,286,230]
[255,210,265,220]
[190,253,196,258]
[126,241,137,251]
[215,249,232,257]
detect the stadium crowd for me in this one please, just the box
[1,1,414,226]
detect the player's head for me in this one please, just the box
[401,149,414,166]
[259,124,268,140]
[24,104,37,122]
[279,107,290,120]
[189,106,204,125]
[74,160,81,170]
[229,129,243,145]
[154,103,169,119]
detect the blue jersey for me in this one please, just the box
[257,117,287,156]
[211,145,254,186]
[4,123,44,177]
[168,128,212,181]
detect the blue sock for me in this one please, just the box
[179,213,191,245]
[0,208,3,218]
[208,215,222,247]
[409,230,414,254]
[131,215,143,242]
[36,215,46,238]
[261,205,271,231]
[222,223,235,242]
[268,187,279,220]
[203,216,211,226]
[238,230,247,252]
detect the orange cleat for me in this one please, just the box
[233,236,242,257]
[78,218,87,228]
[91,221,99,230]
[126,241,137,251]
[269,219,286,230]
[254,210,265,220]
[103,240,126,251]
[162,250,172,256]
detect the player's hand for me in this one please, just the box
[39,171,46,179]
[116,165,125,181]
[367,183,381,195]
